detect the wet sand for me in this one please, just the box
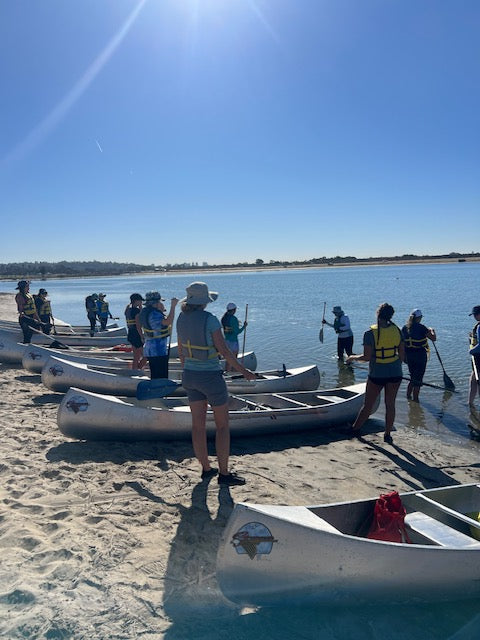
[1,292,479,638]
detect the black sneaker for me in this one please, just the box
[218,472,246,486]
[201,467,218,480]
[383,433,394,444]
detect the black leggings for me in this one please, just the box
[148,355,169,379]
[337,336,354,359]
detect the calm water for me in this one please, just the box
[2,263,480,639]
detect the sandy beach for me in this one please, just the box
[1,291,480,638]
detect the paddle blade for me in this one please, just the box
[136,378,180,400]
[319,327,324,343]
[443,373,455,391]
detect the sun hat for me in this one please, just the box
[130,293,145,302]
[98,293,106,298]
[182,282,218,305]
[38,288,48,295]
[15,280,30,290]
[469,305,480,316]
[145,291,164,304]
[411,308,423,318]
[226,302,236,311]
[332,306,343,314]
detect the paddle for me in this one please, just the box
[319,301,326,343]
[241,304,248,364]
[29,325,71,350]
[402,376,458,393]
[136,378,181,400]
[472,355,480,384]
[431,342,455,391]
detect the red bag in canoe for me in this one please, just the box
[367,491,411,543]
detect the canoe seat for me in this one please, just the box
[405,511,480,548]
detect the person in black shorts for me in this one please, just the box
[346,303,405,444]
[125,293,147,370]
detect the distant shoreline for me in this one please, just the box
[1,256,479,282]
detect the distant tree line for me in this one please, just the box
[0,252,478,279]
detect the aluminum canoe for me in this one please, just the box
[216,483,480,606]
[41,353,282,396]
[57,382,370,441]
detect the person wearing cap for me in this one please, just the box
[469,305,480,407]
[85,293,99,336]
[221,302,247,372]
[139,291,179,379]
[322,305,354,360]
[176,282,256,486]
[96,293,116,331]
[401,309,437,402]
[33,288,54,335]
[15,280,42,343]
[124,293,147,370]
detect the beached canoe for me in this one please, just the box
[216,483,480,606]
[22,343,134,373]
[41,353,286,396]
[0,327,128,351]
[57,382,370,441]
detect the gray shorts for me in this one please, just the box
[182,369,229,407]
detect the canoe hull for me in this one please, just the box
[217,485,480,605]
[57,383,371,441]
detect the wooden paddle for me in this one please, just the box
[136,378,180,400]
[319,301,326,343]
[241,304,248,364]
[431,342,455,391]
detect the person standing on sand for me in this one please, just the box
[322,305,354,360]
[125,293,147,370]
[15,280,42,343]
[469,305,480,407]
[96,293,115,331]
[139,291,178,379]
[346,302,404,444]
[221,302,247,371]
[176,282,256,486]
[33,288,54,335]
[401,309,436,402]
[85,293,98,336]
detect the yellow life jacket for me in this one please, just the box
[371,323,402,364]
[22,294,37,317]
[143,324,171,340]
[471,322,480,349]
[37,300,52,316]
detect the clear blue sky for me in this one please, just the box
[1,0,479,265]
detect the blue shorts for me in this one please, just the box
[182,369,229,407]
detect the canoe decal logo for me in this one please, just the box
[65,395,89,414]
[49,364,64,377]
[28,351,42,360]
[231,522,277,559]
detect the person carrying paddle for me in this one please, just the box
[139,291,178,379]
[322,305,354,360]
[221,302,247,371]
[176,282,256,486]
[401,309,436,402]
[15,280,43,343]
[469,305,480,408]
[33,288,54,335]
[346,302,404,444]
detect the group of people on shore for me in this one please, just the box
[322,301,480,444]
